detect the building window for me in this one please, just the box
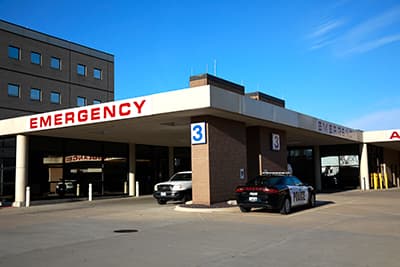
[31,52,41,65]
[77,64,86,76]
[7,83,20,97]
[30,88,41,101]
[77,96,86,107]
[50,92,61,104]
[94,68,102,79]
[50,57,61,70]
[93,99,101,105]
[8,46,20,60]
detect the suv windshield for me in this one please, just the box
[247,176,284,187]
[170,173,192,181]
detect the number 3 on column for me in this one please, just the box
[191,122,206,144]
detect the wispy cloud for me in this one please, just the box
[308,19,345,50]
[343,33,400,54]
[307,5,400,56]
[310,39,335,50]
[345,108,400,131]
[339,5,400,55]
[308,20,345,39]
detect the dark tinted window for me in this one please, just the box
[50,92,61,104]
[30,88,41,101]
[290,176,303,186]
[51,57,61,69]
[77,64,86,76]
[170,173,192,181]
[31,52,41,65]
[77,96,86,107]
[7,83,20,97]
[247,176,284,186]
[283,177,296,186]
[94,68,102,79]
[8,46,20,60]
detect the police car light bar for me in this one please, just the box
[261,171,291,176]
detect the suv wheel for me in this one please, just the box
[182,192,192,203]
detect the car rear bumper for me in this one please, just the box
[236,194,281,209]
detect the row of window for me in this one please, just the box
[7,83,101,106]
[8,45,103,79]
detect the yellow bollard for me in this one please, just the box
[373,173,378,190]
[384,172,389,190]
[369,175,375,189]
[379,173,383,190]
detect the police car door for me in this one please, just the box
[290,176,309,206]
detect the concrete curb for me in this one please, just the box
[174,200,238,213]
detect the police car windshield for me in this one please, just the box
[170,173,192,181]
[247,176,284,186]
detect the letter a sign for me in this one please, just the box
[390,131,400,140]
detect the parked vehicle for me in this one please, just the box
[235,172,316,214]
[153,171,192,204]
[56,180,76,196]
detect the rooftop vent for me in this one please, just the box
[246,91,285,108]
[189,73,244,95]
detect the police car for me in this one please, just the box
[235,172,316,214]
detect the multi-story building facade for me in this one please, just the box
[0,20,114,201]
[0,19,114,120]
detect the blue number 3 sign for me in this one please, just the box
[191,122,206,144]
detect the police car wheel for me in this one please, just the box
[280,197,291,215]
[157,199,167,205]
[309,193,316,208]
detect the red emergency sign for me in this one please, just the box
[28,98,148,131]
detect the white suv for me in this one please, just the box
[153,171,192,205]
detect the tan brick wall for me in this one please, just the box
[191,116,246,205]
[189,79,207,88]
[191,132,211,205]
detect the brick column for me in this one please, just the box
[246,126,287,178]
[191,116,247,206]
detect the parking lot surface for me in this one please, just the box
[1,190,400,267]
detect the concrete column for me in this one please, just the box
[13,135,28,207]
[360,143,370,190]
[128,144,136,196]
[168,147,174,177]
[314,146,322,191]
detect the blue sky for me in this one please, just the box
[1,0,399,130]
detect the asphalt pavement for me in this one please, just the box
[1,190,400,267]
